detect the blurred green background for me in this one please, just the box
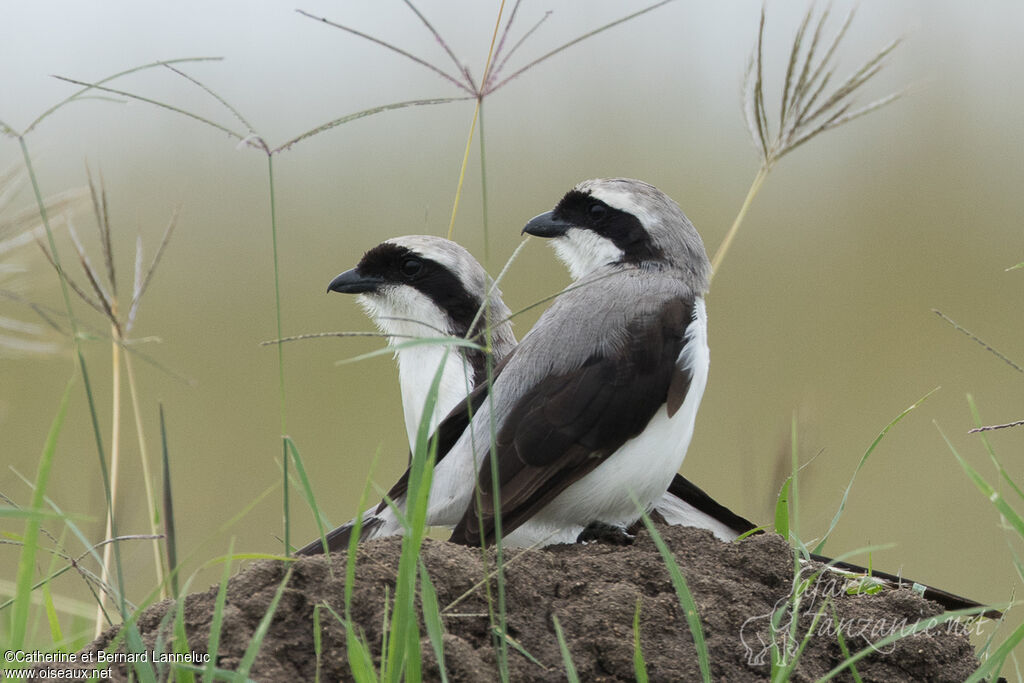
[2,0,1021,647]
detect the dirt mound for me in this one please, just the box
[52,525,979,681]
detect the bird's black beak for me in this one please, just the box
[327,268,383,294]
[522,211,571,238]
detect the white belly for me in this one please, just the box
[397,344,475,451]
[506,298,709,547]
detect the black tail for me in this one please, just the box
[808,553,1002,619]
[665,474,999,618]
[664,474,760,537]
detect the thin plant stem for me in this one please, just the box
[446,103,481,241]
[266,157,286,435]
[932,309,1024,375]
[487,0,674,94]
[719,7,902,280]
[710,165,768,279]
[123,349,166,596]
[446,0,506,241]
[789,412,799,543]
[26,58,222,135]
[18,136,128,624]
[265,156,290,557]
[95,320,123,638]
[294,9,474,96]
[970,419,1024,434]
[479,102,491,263]
[486,351,510,681]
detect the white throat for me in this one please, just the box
[551,228,624,280]
[357,287,475,449]
[396,344,475,449]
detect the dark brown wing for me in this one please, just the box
[298,349,516,556]
[449,299,695,546]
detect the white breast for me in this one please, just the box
[357,287,475,450]
[396,343,474,450]
[505,297,709,547]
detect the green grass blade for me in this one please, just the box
[941,424,1024,538]
[551,614,579,683]
[171,575,198,683]
[320,602,377,683]
[635,506,711,683]
[237,567,293,678]
[41,580,64,645]
[490,627,543,668]
[813,387,939,554]
[385,351,447,680]
[419,562,449,683]
[202,538,234,683]
[789,413,800,541]
[127,627,158,683]
[313,603,323,683]
[967,395,1024,502]
[966,619,1024,683]
[831,606,864,683]
[633,598,648,683]
[10,375,73,651]
[735,525,770,542]
[21,136,134,631]
[284,436,330,559]
[778,601,827,681]
[774,477,791,539]
[152,607,178,678]
[380,585,390,681]
[160,404,179,599]
[476,345,510,681]
[342,451,379,682]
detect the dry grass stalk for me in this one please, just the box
[0,164,89,356]
[34,169,179,633]
[295,0,675,238]
[932,309,1023,434]
[712,4,904,277]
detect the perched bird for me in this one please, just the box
[440,177,712,546]
[302,179,711,548]
[303,176,714,550]
[297,232,751,555]
[296,217,996,617]
[323,235,515,447]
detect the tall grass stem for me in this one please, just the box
[710,166,767,279]
[124,350,166,594]
[19,135,131,630]
[446,1,505,241]
[95,322,123,637]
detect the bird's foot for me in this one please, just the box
[577,521,635,546]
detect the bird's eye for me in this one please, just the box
[588,202,608,220]
[400,258,423,277]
